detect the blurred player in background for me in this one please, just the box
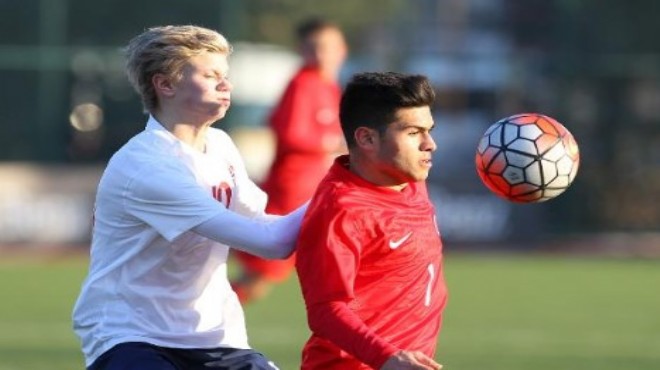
[72,25,306,370]
[295,72,447,370]
[232,17,348,303]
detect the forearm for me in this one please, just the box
[193,203,307,259]
[306,300,399,369]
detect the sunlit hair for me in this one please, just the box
[124,25,232,113]
[340,72,435,147]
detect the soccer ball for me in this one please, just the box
[475,113,580,203]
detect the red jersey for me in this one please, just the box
[234,67,343,285]
[261,66,343,213]
[295,155,448,370]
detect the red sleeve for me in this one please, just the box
[306,301,400,369]
[270,76,334,154]
[295,201,400,368]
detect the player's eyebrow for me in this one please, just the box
[399,123,435,132]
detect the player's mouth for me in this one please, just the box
[421,158,432,168]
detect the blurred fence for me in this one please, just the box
[0,0,658,248]
[0,164,99,245]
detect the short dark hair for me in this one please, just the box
[295,17,339,42]
[339,72,435,147]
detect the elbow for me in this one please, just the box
[305,301,337,336]
[262,245,294,260]
[306,309,324,334]
[278,245,295,259]
[266,231,297,259]
[257,236,295,260]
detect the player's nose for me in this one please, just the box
[422,132,436,152]
[218,77,233,92]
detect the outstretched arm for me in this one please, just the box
[193,202,308,259]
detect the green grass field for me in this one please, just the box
[0,253,659,370]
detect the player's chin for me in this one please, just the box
[212,106,230,120]
[410,170,430,182]
[420,158,433,169]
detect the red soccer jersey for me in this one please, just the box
[234,67,344,283]
[261,66,344,213]
[296,155,448,370]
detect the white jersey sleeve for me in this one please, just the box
[123,160,224,242]
[124,157,306,258]
[193,202,307,259]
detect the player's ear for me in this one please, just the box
[354,127,378,150]
[152,73,175,97]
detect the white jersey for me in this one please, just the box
[72,116,267,366]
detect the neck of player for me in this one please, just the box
[153,111,214,153]
[348,154,409,192]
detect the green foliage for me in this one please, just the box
[0,254,659,370]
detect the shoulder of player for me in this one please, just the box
[104,134,194,186]
[111,131,173,164]
[206,126,231,140]
[310,180,379,220]
[105,153,187,187]
[288,68,323,89]
[205,127,243,165]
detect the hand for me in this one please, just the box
[380,351,443,370]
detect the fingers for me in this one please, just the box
[381,351,443,370]
[413,352,443,370]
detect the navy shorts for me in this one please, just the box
[88,342,279,370]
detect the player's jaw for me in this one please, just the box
[185,97,231,123]
[212,94,231,119]
[380,153,433,185]
[420,155,433,170]
[409,156,433,181]
[401,140,436,179]
[218,94,231,107]
[377,141,435,185]
[200,80,232,120]
[395,142,436,182]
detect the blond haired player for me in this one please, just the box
[72,25,304,370]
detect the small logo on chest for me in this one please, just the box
[210,164,236,208]
[389,231,413,249]
[212,183,233,207]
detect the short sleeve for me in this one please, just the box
[295,199,362,305]
[124,161,224,241]
[210,129,268,218]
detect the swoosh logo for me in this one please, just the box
[389,231,413,249]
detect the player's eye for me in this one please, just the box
[205,72,228,80]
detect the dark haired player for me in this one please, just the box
[295,72,447,370]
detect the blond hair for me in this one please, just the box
[124,25,232,113]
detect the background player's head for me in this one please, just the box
[296,17,347,79]
[124,25,232,114]
[340,72,437,188]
